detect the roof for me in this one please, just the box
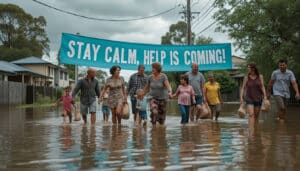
[0,61,51,78]
[11,56,54,65]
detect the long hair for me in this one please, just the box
[248,63,259,76]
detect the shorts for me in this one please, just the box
[102,105,110,115]
[139,110,147,120]
[80,101,97,115]
[194,95,203,105]
[274,95,289,110]
[246,100,262,107]
[209,104,221,113]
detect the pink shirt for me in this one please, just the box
[61,95,73,112]
[176,85,195,105]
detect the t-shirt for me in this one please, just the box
[61,95,73,112]
[186,71,205,96]
[204,82,220,105]
[176,85,195,105]
[271,69,296,98]
[148,73,168,100]
[136,97,147,111]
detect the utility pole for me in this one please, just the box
[187,0,192,45]
[180,0,200,45]
[75,32,80,84]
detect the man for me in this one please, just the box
[72,68,100,124]
[127,64,148,122]
[204,73,223,121]
[186,63,206,122]
[267,59,300,120]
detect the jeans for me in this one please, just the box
[179,104,190,124]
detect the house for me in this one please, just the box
[11,57,70,87]
[0,60,50,85]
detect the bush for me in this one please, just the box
[204,71,237,94]
[36,93,53,104]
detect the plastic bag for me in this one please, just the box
[122,103,130,120]
[74,108,81,121]
[261,99,270,112]
[199,103,211,119]
[238,103,246,118]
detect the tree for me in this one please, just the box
[161,21,215,90]
[161,21,195,45]
[0,3,49,61]
[204,71,237,94]
[214,0,300,80]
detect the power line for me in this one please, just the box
[195,20,217,35]
[191,0,215,29]
[32,0,178,22]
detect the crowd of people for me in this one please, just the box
[54,59,299,128]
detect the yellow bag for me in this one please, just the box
[261,99,270,112]
[122,103,130,120]
[238,103,246,118]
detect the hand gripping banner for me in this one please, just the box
[60,33,232,71]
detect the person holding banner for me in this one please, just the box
[72,68,100,125]
[143,62,172,126]
[99,65,127,125]
[127,64,148,123]
[186,63,206,122]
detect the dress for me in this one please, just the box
[105,76,125,108]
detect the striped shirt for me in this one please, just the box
[127,73,148,99]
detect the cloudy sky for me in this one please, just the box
[1,0,240,79]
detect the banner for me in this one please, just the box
[60,33,232,71]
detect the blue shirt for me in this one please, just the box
[136,97,147,111]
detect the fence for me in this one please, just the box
[0,80,56,105]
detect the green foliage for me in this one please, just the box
[64,64,75,80]
[96,69,107,84]
[214,0,300,79]
[36,93,52,104]
[0,3,49,61]
[161,21,195,45]
[204,71,237,94]
[195,36,213,45]
[56,87,64,100]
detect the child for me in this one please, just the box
[52,86,76,124]
[101,86,111,123]
[136,89,148,126]
[172,75,195,124]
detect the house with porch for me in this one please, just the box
[11,57,70,87]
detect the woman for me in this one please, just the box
[204,73,223,121]
[99,65,127,124]
[143,62,172,125]
[240,63,266,134]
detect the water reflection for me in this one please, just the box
[0,104,300,170]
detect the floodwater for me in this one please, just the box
[0,101,300,171]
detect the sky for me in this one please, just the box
[0,0,241,80]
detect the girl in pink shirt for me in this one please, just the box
[172,75,195,124]
[53,86,76,124]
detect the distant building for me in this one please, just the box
[0,60,50,85]
[11,57,69,87]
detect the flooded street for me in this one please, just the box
[1,103,300,170]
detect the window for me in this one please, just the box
[64,72,68,80]
[60,71,63,79]
[48,66,51,76]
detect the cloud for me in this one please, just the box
[1,0,241,61]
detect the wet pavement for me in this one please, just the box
[0,102,300,170]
